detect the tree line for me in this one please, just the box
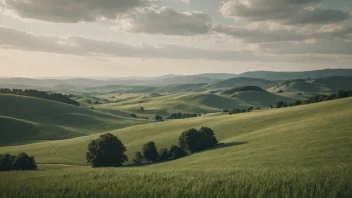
[167,112,200,120]
[276,90,352,108]
[0,152,37,171]
[86,127,219,168]
[0,88,79,106]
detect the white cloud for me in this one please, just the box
[213,22,352,43]
[117,7,211,35]
[0,26,253,60]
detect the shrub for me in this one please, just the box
[142,141,159,162]
[86,133,128,168]
[130,113,137,118]
[0,153,15,171]
[12,153,37,171]
[132,151,144,165]
[168,145,186,159]
[158,148,169,161]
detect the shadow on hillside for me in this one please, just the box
[123,141,247,168]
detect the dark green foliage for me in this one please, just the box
[275,90,352,109]
[337,90,350,98]
[130,113,137,118]
[0,153,37,171]
[178,127,218,153]
[86,133,128,168]
[199,127,219,148]
[0,153,15,171]
[222,86,267,95]
[141,141,159,162]
[229,108,248,115]
[167,112,198,119]
[12,152,37,171]
[155,115,163,121]
[168,145,186,159]
[0,88,79,106]
[132,151,144,165]
[158,148,169,161]
[276,101,284,108]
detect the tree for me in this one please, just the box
[140,107,144,111]
[0,153,15,171]
[132,151,144,165]
[86,133,128,168]
[158,148,169,161]
[130,113,137,118]
[337,90,349,98]
[12,153,37,171]
[199,127,218,148]
[276,101,284,108]
[155,115,163,121]
[168,145,186,159]
[178,128,199,153]
[178,127,219,153]
[141,141,159,162]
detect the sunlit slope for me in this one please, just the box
[0,94,146,144]
[1,97,351,168]
[96,92,254,117]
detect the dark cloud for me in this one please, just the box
[220,0,350,25]
[1,0,153,23]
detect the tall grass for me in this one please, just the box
[0,166,351,198]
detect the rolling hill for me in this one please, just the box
[240,68,352,80]
[1,97,350,166]
[0,94,147,145]
[204,77,275,90]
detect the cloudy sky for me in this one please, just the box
[0,0,351,77]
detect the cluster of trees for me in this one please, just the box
[132,142,186,164]
[276,90,352,109]
[86,127,219,168]
[155,115,163,121]
[223,107,256,115]
[167,112,200,119]
[0,153,37,171]
[178,127,218,153]
[0,88,79,106]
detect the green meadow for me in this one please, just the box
[0,97,351,197]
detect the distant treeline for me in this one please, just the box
[167,112,200,119]
[0,88,79,106]
[276,90,352,108]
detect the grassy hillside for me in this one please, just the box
[0,94,147,145]
[205,77,275,90]
[95,92,254,117]
[0,98,351,197]
[1,97,351,167]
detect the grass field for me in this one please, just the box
[94,91,303,117]
[0,97,351,197]
[0,94,147,145]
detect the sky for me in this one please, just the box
[0,0,351,77]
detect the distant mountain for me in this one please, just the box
[239,69,352,81]
[1,69,351,89]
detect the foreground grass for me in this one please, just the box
[0,165,351,198]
